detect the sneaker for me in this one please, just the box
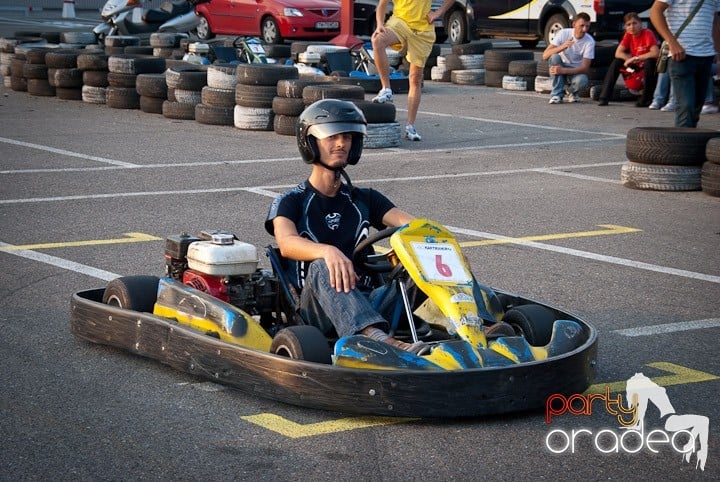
[648,101,662,110]
[361,326,428,354]
[405,124,422,141]
[567,93,579,103]
[548,95,562,104]
[701,104,719,114]
[660,102,677,112]
[371,87,393,104]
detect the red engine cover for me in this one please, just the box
[182,270,229,302]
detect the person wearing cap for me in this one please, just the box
[265,99,424,354]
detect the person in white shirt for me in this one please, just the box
[542,12,595,104]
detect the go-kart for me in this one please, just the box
[70,219,597,417]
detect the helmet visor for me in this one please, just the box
[308,122,366,139]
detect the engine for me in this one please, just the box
[164,231,279,320]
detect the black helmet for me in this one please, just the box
[297,99,367,165]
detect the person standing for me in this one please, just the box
[650,0,720,127]
[598,12,659,107]
[370,0,454,141]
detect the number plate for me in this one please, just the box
[315,21,339,29]
[249,43,265,54]
[411,242,471,284]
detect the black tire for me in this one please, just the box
[261,16,282,44]
[236,63,299,86]
[201,86,235,107]
[352,99,396,123]
[83,70,109,88]
[45,49,80,69]
[508,59,537,77]
[544,13,569,45]
[107,71,138,88]
[136,73,167,98]
[443,53,464,71]
[166,67,208,91]
[701,161,720,196]
[195,103,235,125]
[235,83,277,108]
[22,63,49,79]
[55,87,82,100]
[270,326,332,364]
[273,114,298,136]
[484,69,508,88]
[140,95,165,113]
[706,137,720,164]
[484,49,534,72]
[451,41,492,56]
[272,95,305,116]
[102,275,160,312]
[447,9,467,46]
[27,78,55,96]
[106,86,140,109]
[502,304,556,346]
[163,100,196,120]
[276,78,334,98]
[77,52,109,71]
[302,83,365,104]
[626,127,720,166]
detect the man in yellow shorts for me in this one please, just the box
[371,0,454,141]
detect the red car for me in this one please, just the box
[194,0,341,44]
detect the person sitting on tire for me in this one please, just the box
[542,12,595,104]
[598,12,660,107]
[264,99,426,353]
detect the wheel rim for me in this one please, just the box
[263,19,278,44]
[105,294,122,308]
[273,343,295,359]
[449,18,461,44]
[197,17,209,39]
[548,23,564,44]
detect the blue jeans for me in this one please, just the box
[298,259,389,338]
[669,55,713,127]
[652,72,676,105]
[549,54,589,98]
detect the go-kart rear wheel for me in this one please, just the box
[102,276,160,313]
[271,325,332,364]
[502,304,555,346]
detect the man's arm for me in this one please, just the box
[542,32,574,60]
[375,0,391,31]
[650,0,686,61]
[382,207,415,228]
[273,216,357,293]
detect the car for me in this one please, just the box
[70,219,598,418]
[441,0,656,47]
[194,0,341,43]
[351,0,448,42]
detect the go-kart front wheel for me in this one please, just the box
[270,325,332,364]
[102,275,160,313]
[502,304,556,346]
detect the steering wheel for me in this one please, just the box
[352,226,400,273]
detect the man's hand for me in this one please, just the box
[669,40,686,62]
[322,245,358,293]
[549,65,564,75]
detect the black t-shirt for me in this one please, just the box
[265,180,395,289]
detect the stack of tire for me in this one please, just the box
[136,72,167,114]
[46,49,84,101]
[484,49,534,88]
[534,59,551,94]
[503,59,537,92]
[622,127,720,191]
[430,55,451,82]
[8,50,27,92]
[446,41,491,86]
[272,78,333,136]
[3,38,46,92]
[150,32,185,59]
[701,138,720,197]
[23,46,55,97]
[163,65,207,120]
[0,37,19,87]
[104,35,140,55]
[78,51,109,104]
[234,64,299,131]
[195,63,236,126]
[107,54,166,109]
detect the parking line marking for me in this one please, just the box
[459,224,640,247]
[0,162,625,204]
[240,414,414,439]
[585,362,718,394]
[448,225,720,284]
[613,318,720,337]
[0,232,161,251]
[0,136,139,167]
[0,241,119,281]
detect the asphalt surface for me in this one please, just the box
[1,9,719,482]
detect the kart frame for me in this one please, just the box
[70,287,598,418]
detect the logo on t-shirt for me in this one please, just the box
[325,213,341,230]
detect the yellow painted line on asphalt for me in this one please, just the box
[0,232,161,251]
[458,224,641,247]
[585,362,718,394]
[242,362,717,438]
[240,414,415,439]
